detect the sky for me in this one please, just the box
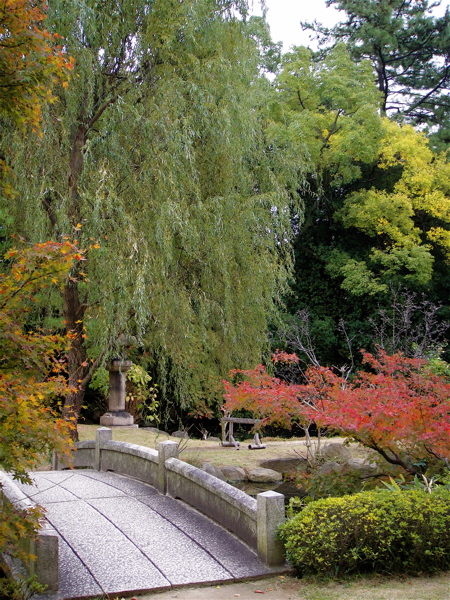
[253,0,450,52]
[257,0,341,51]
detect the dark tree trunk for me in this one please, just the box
[61,278,89,440]
[51,119,91,440]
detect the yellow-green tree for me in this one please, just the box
[273,44,450,365]
[335,120,450,294]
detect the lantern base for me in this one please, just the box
[99,410,137,427]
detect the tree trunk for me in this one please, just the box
[61,120,90,439]
[62,278,89,440]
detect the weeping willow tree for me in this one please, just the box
[3,0,301,427]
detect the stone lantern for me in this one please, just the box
[99,359,136,427]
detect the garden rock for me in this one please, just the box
[322,443,352,461]
[201,463,227,481]
[221,466,247,482]
[141,427,167,434]
[347,458,378,477]
[317,461,342,475]
[247,468,283,483]
[171,430,189,438]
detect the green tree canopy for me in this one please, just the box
[271,43,450,366]
[2,0,301,427]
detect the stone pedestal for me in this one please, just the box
[100,360,136,427]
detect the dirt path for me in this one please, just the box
[136,573,450,600]
[138,576,298,600]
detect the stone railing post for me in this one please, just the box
[52,451,64,471]
[29,526,59,590]
[95,427,112,470]
[157,441,179,494]
[257,491,285,566]
[100,359,135,427]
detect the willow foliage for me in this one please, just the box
[3,0,301,417]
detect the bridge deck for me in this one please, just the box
[17,470,280,600]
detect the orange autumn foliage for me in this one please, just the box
[0,240,83,559]
[0,0,73,128]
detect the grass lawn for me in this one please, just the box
[77,423,312,471]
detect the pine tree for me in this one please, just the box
[303,0,450,147]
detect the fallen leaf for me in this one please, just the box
[254,591,265,594]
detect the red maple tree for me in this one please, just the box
[223,350,450,474]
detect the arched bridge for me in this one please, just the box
[1,429,288,600]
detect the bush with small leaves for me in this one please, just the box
[279,488,450,576]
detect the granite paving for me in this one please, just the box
[15,470,281,600]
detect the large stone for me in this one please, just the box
[248,468,283,483]
[317,461,342,475]
[347,458,377,477]
[99,410,135,427]
[201,463,227,481]
[260,457,308,473]
[321,443,352,461]
[221,466,247,482]
[171,431,189,438]
[141,427,166,434]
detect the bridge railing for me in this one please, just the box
[54,427,285,566]
[0,472,59,591]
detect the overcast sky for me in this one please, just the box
[253,0,450,52]
[257,0,341,50]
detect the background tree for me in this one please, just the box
[2,0,301,430]
[271,44,450,367]
[302,0,450,148]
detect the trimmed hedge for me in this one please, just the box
[279,488,450,576]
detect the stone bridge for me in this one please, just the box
[1,428,289,600]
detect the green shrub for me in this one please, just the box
[279,488,450,576]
